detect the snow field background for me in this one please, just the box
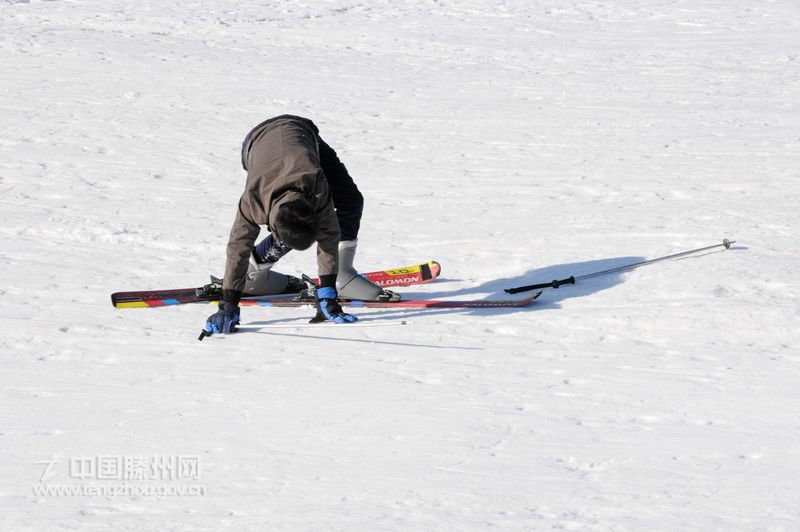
[1,1,799,530]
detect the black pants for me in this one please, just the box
[317,136,364,241]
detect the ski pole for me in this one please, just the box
[505,239,736,294]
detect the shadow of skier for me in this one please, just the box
[238,256,648,327]
[407,256,643,301]
[342,255,646,320]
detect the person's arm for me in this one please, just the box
[203,199,260,336]
[308,200,357,323]
[315,201,341,289]
[222,198,261,304]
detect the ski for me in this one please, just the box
[243,319,412,330]
[111,261,441,308]
[313,261,440,288]
[199,316,420,340]
[234,291,541,309]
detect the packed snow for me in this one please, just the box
[1,0,799,530]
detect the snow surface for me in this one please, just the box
[2,0,799,530]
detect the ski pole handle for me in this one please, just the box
[550,276,576,289]
[198,329,211,341]
[505,276,575,294]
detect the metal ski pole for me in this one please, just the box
[505,239,736,294]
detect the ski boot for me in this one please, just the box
[244,235,304,296]
[336,240,400,302]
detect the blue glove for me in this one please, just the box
[312,287,358,324]
[204,301,240,335]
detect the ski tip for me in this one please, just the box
[110,293,138,308]
[506,291,542,306]
[416,260,441,283]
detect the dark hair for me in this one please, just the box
[274,198,318,250]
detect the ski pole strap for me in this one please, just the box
[505,276,575,294]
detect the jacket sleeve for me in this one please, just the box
[315,201,341,285]
[223,198,261,303]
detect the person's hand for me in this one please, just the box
[204,301,240,334]
[311,287,358,324]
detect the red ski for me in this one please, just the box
[236,291,541,309]
[313,261,440,288]
[111,261,441,308]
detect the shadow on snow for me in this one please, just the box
[393,255,645,317]
[241,255,646,331]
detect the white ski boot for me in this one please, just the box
[244,251,305,295]
[336,240,399,301]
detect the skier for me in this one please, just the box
[203,115,391,335]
